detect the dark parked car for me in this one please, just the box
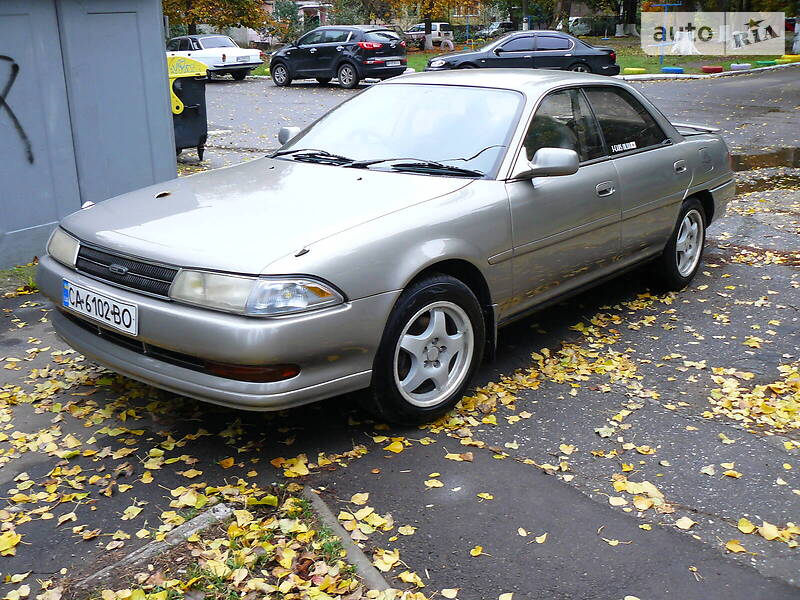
[270,25,407,89]
[425,30,619,75]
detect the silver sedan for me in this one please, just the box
[37,69,735,424]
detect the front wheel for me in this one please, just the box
[337,63,359,89]
[364,274,485,425]
[271,63,291,86]
[653,198,707,290]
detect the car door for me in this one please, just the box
[583,86,691,257]
[484,34,534,68]
[315,29,350,75]
[293,30,325,76]
[532,34,574,70]
[507,88,620,312]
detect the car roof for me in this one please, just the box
[314,24,390,31]
[384,69,623,93]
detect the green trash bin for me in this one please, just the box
[168,56,208,160]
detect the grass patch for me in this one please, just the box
[251,62,270,76]
[0,261,38,296]
[79,486,364,600]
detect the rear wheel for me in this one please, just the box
[316,77,332,85]
[567,62,592,73]
[231,70,247,81]
[337,63,359,89]
[364,274,485,425]
[271,63,291,86]
[653,198,706,290]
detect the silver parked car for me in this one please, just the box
[37,70,735,424]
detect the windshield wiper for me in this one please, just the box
[271,148,355,164]
[348,158,484,178]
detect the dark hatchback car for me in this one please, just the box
[425,30,619,75]
[270,25,408,89]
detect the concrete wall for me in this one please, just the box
[0,0,176,269]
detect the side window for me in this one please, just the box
[536,35,572,50]
[500,36,534,52]
[584,87,668,153]
[324,30,349,43]
[178,39,191,51]
[522,89,605,162]
[166,39,179,51]
[299,31,324,45]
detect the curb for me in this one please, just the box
[617,60,799,81]
[71,503,233,593]
[301,487,391,591]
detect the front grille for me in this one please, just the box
[75,245,178,298]
[63,311,205,372]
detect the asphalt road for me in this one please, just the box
[2,67,799,599]
[199,65,800,164]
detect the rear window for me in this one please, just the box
[536,35,571,50]
[439,24,453,31]
[584,87,668,152]
[324,30,350,43]
[199,36,237,49]
[365,30,401,42]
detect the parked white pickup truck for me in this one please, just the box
[166,35,261,80]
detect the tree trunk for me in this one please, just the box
[551,0,572,30]
[622,0,638,36]
[188,22,198,35]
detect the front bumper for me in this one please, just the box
[38,255,400,410]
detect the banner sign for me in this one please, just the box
[641,12,785,55]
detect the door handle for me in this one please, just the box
[674,160,687,173]
[310,48,317,53]
[336,45,344,51]
[596,181,615,196]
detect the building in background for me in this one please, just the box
[0,0,175,269]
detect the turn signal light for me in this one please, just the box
[358,41,382,49]
[204,361,300,382]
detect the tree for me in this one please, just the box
[163,0,267,35]
[387,0,460,45]
[266,0,304,42]
[550,0,572,29]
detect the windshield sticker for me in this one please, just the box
[611,141,637,153]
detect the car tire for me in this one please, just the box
[567,62,592,73]
[337,63,359,89]
[231,71,247,81]
[363,274,485,425]
[316,77,332,85]
[653,198,707,291]
[271,63,292,86]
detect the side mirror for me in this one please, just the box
[278,126,301,145]
[494,47,503,54]
[513,147,579,179]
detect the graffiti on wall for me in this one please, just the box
[1,55,34,164]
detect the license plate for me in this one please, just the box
[62,280,138,335]
[387,60,401,67]
[236,56,248,63]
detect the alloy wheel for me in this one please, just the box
[675,209,703,277]
[273,65,287,84]
[338,65,355,87]
[393,301,474,408]
[570,63,590,72]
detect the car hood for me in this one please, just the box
[60,157,474,274]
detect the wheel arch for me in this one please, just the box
[690,189,715,225]
[404,258,497,360]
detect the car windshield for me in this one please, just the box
[277,84,523,178]
[200,36,237,49]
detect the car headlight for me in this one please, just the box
[170,271,344,316]
[47,228,80,268]
[429,59,447,68]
